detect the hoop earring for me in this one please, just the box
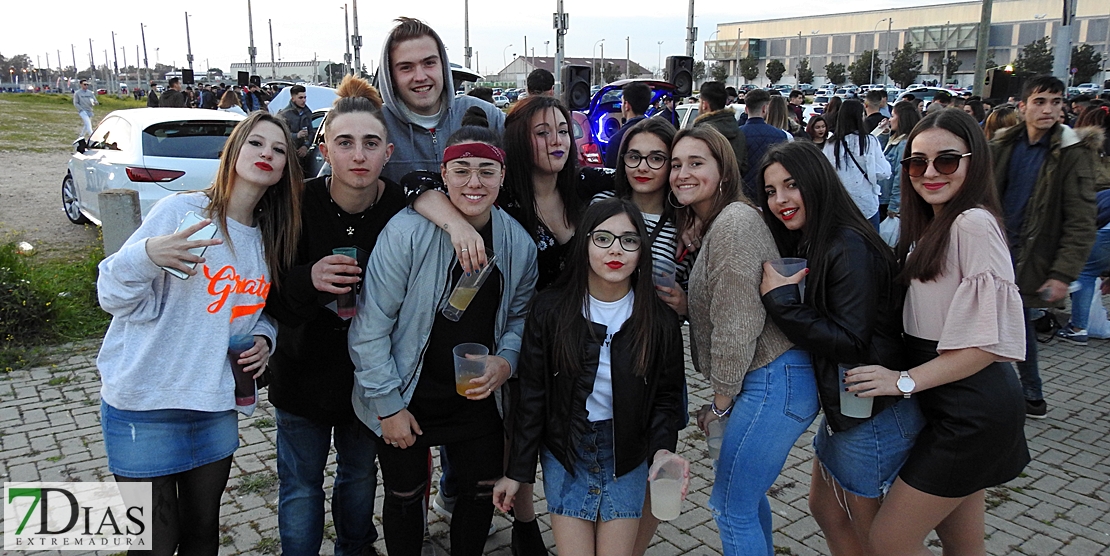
[667,190,685,209]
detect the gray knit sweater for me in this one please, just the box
[687,202,793,397]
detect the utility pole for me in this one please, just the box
[525,36,528,68]
[141,24,150,85]
[88,39,96,88]
[973,0,993,95]
[343,5,353,75]
[600,42,605,84]
[352,0,363,77]
[686,0,696,57]
[884,18,893,87]
[247,0,258,76]
[185,13,194,73]
[464,0,472,69]
[626,37,630,79]
[554,0,567,96]
[135,46,141,87]
[122,47,129,92]
[1052,0,1076,84]
[269,19,277,79]
[111,32,120,91]
[941,21,950,85]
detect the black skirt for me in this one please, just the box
[898,335,1030,498]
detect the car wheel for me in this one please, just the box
[62,173,90,224]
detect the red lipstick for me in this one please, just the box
[255,162,273,171]
[606,261,625,269]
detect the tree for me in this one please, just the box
[709,62,730,82]
[765,59,786,84]
[1071,44,1104,84]
[592,62,622,85]
[796,58,814,84]
[824,62,847,86]
[693,60,706,81]
[886,42,922,88]
[927,54,962,82]
[739,54,760,82]
[1013,36,1053,76]
[848,50,884,85]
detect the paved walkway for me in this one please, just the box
[3,327,1110,555]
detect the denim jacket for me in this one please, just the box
[348,207,538,435]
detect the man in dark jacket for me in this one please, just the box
[990,74,1099,420]
[693,81,747,178]
[738,88,789,199]
[158,78,186,108]
[279,84,314,174]
[146,80,159,107]
[604,82,653,168]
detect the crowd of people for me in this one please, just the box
[91,14,1110,556]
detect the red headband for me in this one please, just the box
[443,142,506,165]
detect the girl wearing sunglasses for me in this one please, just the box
[756,141,923,556]
[494,199,688,556]
[845,109,1029,554]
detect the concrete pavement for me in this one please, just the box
[2,328,1109,555]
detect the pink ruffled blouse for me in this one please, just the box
[903,208,1026,362]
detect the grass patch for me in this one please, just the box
[985,487,1012,509]
[45,454,64,462]
[219,535,234,547]
[253,537,280,554]
[47,376,71,386]
[0,238,109,371]
[0,93,145,153]
[252,417,276,429]
[237,472,279,495]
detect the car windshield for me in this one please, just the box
[143,121,238,159]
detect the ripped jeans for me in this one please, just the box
[375,430,503,556]
[709,349,819,556]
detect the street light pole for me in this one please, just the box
[111,32,120,91]
[140,24,150,85]
[351,0,362,77]
[941,20,950,85]
[88,39,96,88]
[343,5,352,75]
[884,19,893,87]
[592,39,604,86]
[503,44,513,68]
[247,0,258,76]
[464,0,472,69]
[658,40,664,79]
[185,12,194,73]
[870,18,887,86]
[269,19,277,79]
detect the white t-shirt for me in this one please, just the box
[584,290,635,422]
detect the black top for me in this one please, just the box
[264,176,407,425]
[408,220,503,445]
[864,112,886,134]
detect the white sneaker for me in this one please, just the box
[431,492,496,536]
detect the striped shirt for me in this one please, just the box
[590,191,689,286]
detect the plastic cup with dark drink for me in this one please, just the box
[769,257,808,298]
[228,334,257,407]
[333,247,360,319]
[453,343,489,397]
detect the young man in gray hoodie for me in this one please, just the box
[74,80,98,139]
[377,17,505,184]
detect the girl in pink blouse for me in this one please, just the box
[846,109,1029,554]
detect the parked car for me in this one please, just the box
[1077,83,1100,95]
[833,88,857,99]
[505,88,522,102]
[798,84,817,95]
[672,104,699,129]
[581,79,677,160]
[96,89,108,95]
[571,111,603,167]
[895,86,956,109]
[493,95,510,108]
[62,108,246,225]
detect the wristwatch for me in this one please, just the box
[896,371,916,398]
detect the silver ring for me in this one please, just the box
[461,248,469,252]
[391,442,399,447]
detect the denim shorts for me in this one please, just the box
[101,401,239,478]
[540,419,649,522]
[813,398,925,498]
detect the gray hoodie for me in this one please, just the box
[74,88,97,116]
[377,29,506,183]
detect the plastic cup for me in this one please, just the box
[839,364,874,419]
[442,253,499,322]
[652,259,677,291]
[706,417,727,460]
[453,343,489,397]
[769,257,807,298]
[228,334,257,407]
[333,247,360,319]
[649,458,685,521]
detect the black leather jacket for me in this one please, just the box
[506,289,686,482]
[761,228,906,433]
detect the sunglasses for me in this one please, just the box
[589,231,642,252]
[900,153,971,178]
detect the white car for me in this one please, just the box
[1076,83,1100,95]
[63,108,246,225]
[493,95,510,108]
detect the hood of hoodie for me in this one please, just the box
[378,30,455,127]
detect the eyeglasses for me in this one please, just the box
[623,152,669,170]
[901,153,971,178]
[445,166,502,187]
[589,231,642,252]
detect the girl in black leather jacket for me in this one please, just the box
[755,141,925,556]
[493,199,688,556]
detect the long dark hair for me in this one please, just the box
[671,126,744,241]
[549,199,673,376]
[891,101,921,139]
[830,99,868,169]
[613,118,677,222]
[502,95,580,238]
[806,115,827,142]
[756,141,896,303]
[823,96,843,133]
[897,109,1003,282]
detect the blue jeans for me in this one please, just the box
[1017,308,1043,401]
[709,350,819,556]
[276,409,379,556]
[1068,226,1110,330]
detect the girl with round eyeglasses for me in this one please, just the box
[845,109,1029,555]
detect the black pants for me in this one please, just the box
[114,456,233,556]
[376,431,504,556]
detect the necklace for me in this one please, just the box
[327,177,382,236]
